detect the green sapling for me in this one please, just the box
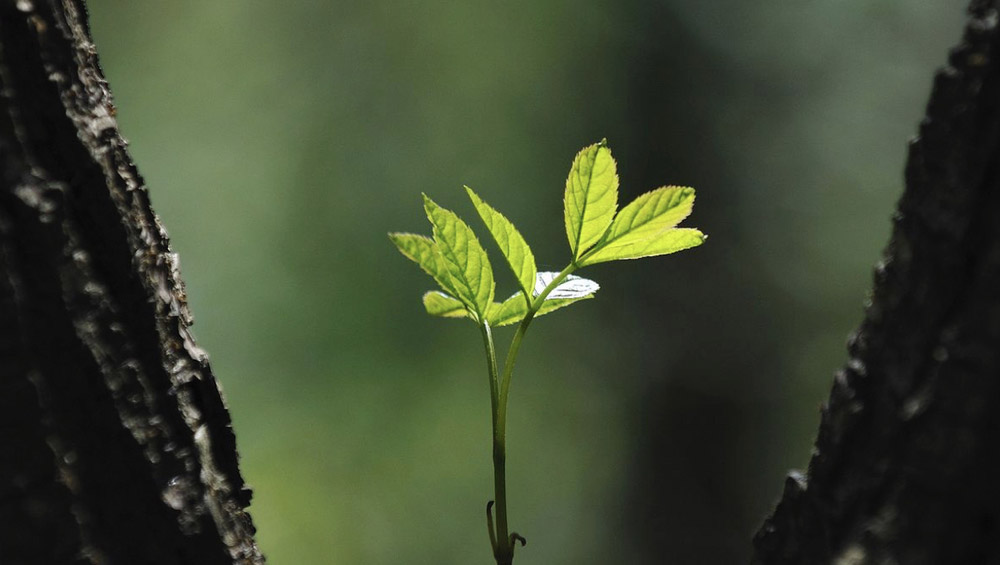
[389,139,705,564]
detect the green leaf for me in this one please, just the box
[578,228,706,266]
[485,296,522,326]
[487,271,600,326]
[599,185,695,246]
[423,194,495,318]
[465,186,537,298]
[422,291,472,319]
[576,185,704,266]
[486,292,594,327]
[533,271,600,299]
[388,232,457,295]
[564,139,619,261]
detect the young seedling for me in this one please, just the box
[389,139,706,564]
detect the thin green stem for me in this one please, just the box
[487,262,578,564]
[492,437,511,563]
[479,321,500,420]
[480,320,509,562]
[497,263,578,423]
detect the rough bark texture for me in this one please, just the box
[0,1,263,563]
[753,2,1000,563]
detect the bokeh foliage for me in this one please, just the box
[88,2,964,563]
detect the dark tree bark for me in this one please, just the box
[0,1,263,563]
[754,1,1000,563]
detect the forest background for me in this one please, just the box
[86,2,965,563]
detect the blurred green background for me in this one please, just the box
[87,2,965,563]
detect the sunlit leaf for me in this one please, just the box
[465,186,537,298]
[486,291,594,327]
[578,228,706,266]
[533,271,600,299]
[388,232,456,295]
[598,185,694,245]
[536,294,592,317]
[485,295,524,327]
[423,194,495,318]
[422,291,472,319]
[564,140,618,260]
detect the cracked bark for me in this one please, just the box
[0,1,263,563]
[753,1,1000,564]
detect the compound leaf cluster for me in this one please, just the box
[390,140,706,327]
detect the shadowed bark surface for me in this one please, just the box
[0,1,263,563]
[754,1,1000,563]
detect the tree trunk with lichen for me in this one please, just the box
[753,1,1000,563]
[0,1,263,563]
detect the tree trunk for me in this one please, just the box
[0,1,263,563]
[754,1,1000,563]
